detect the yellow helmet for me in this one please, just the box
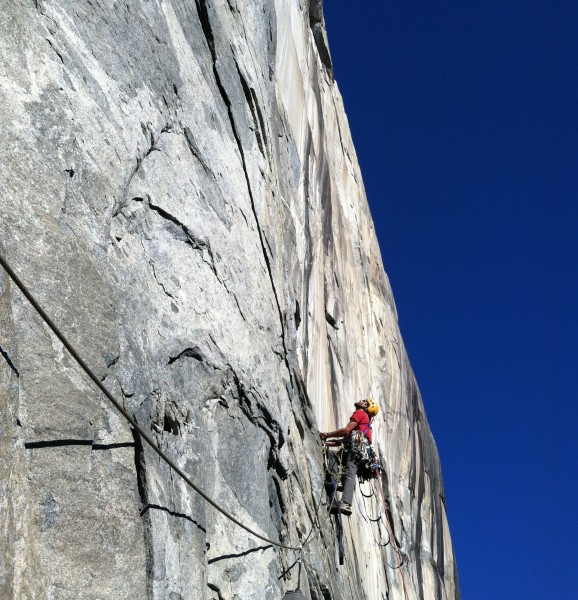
[366,397,379,418]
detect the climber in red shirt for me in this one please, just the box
[319,398,379,516]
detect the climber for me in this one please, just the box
[319,398,379,516]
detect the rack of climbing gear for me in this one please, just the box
[357,442,381,483]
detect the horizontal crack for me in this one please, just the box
[25,439,92,449]
[168,347,204,365]
[140,503,206,533]
[208,544,273,564]
[24,439,135,450]
[92,442,135,450]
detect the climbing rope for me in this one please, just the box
[352,457,411,590]
[375,470,411,600]
[0,252,304,555]
[359,483,375,498]
[358,486,382,523]
[355,479,397,557]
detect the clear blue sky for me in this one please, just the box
[324,2,578,599]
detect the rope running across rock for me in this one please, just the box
[1,250,419,599]
[0,251,306,558]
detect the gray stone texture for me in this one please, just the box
[0,1,460,599]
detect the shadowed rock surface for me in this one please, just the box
[0,1,460,599]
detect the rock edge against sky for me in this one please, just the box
[0,2,459,599]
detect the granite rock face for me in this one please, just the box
[0,1,459,599]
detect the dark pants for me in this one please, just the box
[341,450,361,505]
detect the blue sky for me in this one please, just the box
[324,2,578,598]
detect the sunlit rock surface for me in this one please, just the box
[0,1,459,598]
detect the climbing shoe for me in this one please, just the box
[340,502,352,516]
[330,501,352,516]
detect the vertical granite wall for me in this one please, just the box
[0,1,459,598]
